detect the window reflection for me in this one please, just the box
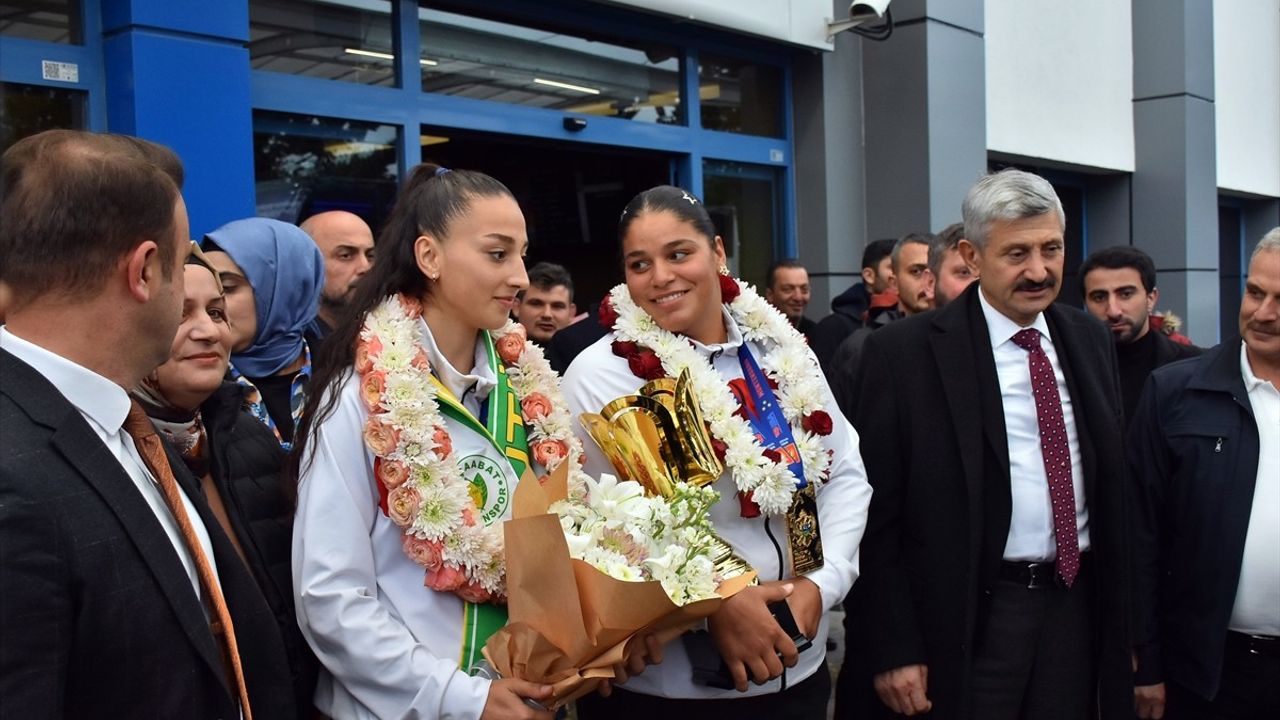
[419,6,681,124]
[1,82,87,155]
[249,0,397,87]
[0,0,82,44]
[699,53,783,138]
[703,161,780,287]
[253,111,399,232]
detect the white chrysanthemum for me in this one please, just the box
[414,483,467,540]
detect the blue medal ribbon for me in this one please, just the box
[733,344,806,489]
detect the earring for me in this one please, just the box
[718,265,730,276]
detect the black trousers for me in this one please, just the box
[967,559,1095,720]
[575,659,831,720]
[1166,633,1280,720]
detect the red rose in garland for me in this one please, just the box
[598,295,619,329]
[626,349,666,380]
[611,340,639,358]
[718,273,741,304]
[802,410,833,436]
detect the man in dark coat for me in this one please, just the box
[0,131,295,719]
[810,237,897,375]
[849,170,1131,719]
[1128,229,1280,719]
[1080,245,1201,425]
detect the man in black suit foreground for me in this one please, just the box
[1129,227,1280,719]
[0,131,294,719]
[848,169,1131,719]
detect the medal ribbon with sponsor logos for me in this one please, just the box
[427,330,530,671]
[733,345,824,575]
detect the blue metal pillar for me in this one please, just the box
[102,0,255,236]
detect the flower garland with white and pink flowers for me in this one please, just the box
[599,276,834,516]
[357,294,588,604]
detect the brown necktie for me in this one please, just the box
[123,401,254,720]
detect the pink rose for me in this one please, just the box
[424,564,467,592]
[399,293,423,319]
[402,535,443,571]
[495,332,525,366]
[457,580,493,604]
[410,347,431,372]
[461,507,477,527]
[375,458,409,490]
[532,439,568,468]
[431,426,453,460]
[520,392,553,422]
[354,336,383,375]
[387,486,421,527]
[363,417,400,457]
[360,371,386,411]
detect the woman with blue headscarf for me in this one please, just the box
[202,217,324,447]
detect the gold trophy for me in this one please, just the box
[579,369,756,582]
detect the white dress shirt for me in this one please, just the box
[293,319,512,720]
[561,308,873,699]
[0,328,222,605]
[977,291,1091,562]
[1229,344,1280,635]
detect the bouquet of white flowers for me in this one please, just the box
[482,464,754,709]
[551,473,722,606]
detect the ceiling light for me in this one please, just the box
[344,48,437,66]
[532,77,600,95]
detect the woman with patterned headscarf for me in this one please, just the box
[132,244,318,717]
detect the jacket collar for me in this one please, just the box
[1187,338,1248,395]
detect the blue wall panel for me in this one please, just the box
[101,0,248,42]
[105,30,255,237]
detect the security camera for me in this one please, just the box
[828,0,893,41]
[851,0,891,18]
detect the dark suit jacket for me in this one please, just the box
[1127,339,1260,700]
[0,349,296,719]
[850,284,1132,720]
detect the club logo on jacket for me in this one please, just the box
[461,454,510,526]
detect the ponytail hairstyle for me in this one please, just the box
[617,185,717,250]
[288,163,515,488]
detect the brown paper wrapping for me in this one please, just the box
[482,463,755,708]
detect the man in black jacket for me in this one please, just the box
[0,131,294,719]
[1128,228,1280,719]
[810,238,896,375]
[851,169,1131,719]
[1080,245,1201,425]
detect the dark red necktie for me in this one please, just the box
[1011,328,1080,587]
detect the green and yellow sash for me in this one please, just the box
[428,331,529,672]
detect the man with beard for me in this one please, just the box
[1080,246,1200,425]
[812,238,897,375]
[1128,228,1280,719]
[852,169,1131,719]
[300,211,375,342]
[829,233,934,418]
[764,258,817,338]
[929,223,978,307]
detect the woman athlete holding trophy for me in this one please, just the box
[564,186,873,719]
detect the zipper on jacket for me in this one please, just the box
[1215,437,1223,453]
